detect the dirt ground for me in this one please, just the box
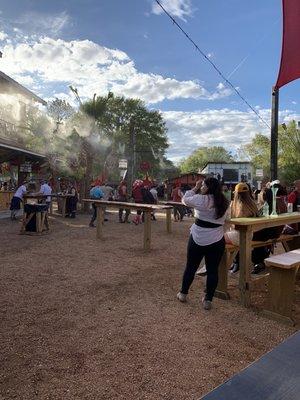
[0,211,298,400]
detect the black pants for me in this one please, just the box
[181,235,225,301]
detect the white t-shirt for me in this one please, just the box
[182,190,230,246]
[14,185,27,200]
[40,183,52,202]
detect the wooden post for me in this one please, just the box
[143,210,151,251]
[96,206,104,239]
[166,208,172,233]
[238,227,252,307]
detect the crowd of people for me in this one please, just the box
[9,179,78,220]
[6,173,300,313]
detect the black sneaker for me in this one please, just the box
[251,263,266,274]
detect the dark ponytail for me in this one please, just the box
[204,177,229,219]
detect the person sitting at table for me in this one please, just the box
[89,184,104,227]
[117,180,130,223]
[228,181,287,274]
[177,177,230,310]
[225,182,261,273]
[10,181,27,221]
[65,183,78,218]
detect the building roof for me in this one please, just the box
[0,136,46,164]
[0,71,46,105]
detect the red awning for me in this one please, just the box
[276,0,300,88]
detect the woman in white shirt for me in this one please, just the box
[10,181,27,220]
[177,177,230,310]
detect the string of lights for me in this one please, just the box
[154,0,271,130]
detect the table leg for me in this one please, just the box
[49,201,53,215]
[166,208,172,233]
[238,227,252,307]
[96,206,104,239]
[62,198,66,218]
[36,212,42,233]
[143,211,151,251]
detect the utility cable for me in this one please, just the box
[154,0,271,130]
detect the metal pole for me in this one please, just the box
[270,86,279,180]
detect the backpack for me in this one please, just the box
[90,186,104,199]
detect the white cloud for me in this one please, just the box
[0,31,8,41]
[0,34,231,104]
[151,0,194,21]
[163,108,300,161]
[14,11,70,36]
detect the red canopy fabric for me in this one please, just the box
[276,0,300,89]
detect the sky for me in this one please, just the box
[0,0,300,162]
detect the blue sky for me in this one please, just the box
[0,0,299,161]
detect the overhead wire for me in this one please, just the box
[154,0,271,130]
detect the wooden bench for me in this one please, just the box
[261,249,300,325]
[215,233,300,300]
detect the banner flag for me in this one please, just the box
[276,0,300,89]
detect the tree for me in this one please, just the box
[278,121,300,183]
[239,122,300,184]
[238,133,271,178]
[47,98,74,134]
[180,146,234,174]
[66,92,169,203]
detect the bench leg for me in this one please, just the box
[215,248,237,300]
[166,209,172,233]
[262,266,298,325]
[143,211,151,251]
[239,228,252,307]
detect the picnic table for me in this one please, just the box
[23,193,57,215]
[83,199,173,251]
[230,212,300,307]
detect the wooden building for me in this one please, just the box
[0,70,47,210]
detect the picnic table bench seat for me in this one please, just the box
[262,249,300,325]
[215,232,300,300]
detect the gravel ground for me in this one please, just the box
[0,212,298,400]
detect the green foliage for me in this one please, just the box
[180,146,234,174]
[240,122,300,184]
[239,133,271,177]
[278,121,300,183]
[80,93,169,180]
